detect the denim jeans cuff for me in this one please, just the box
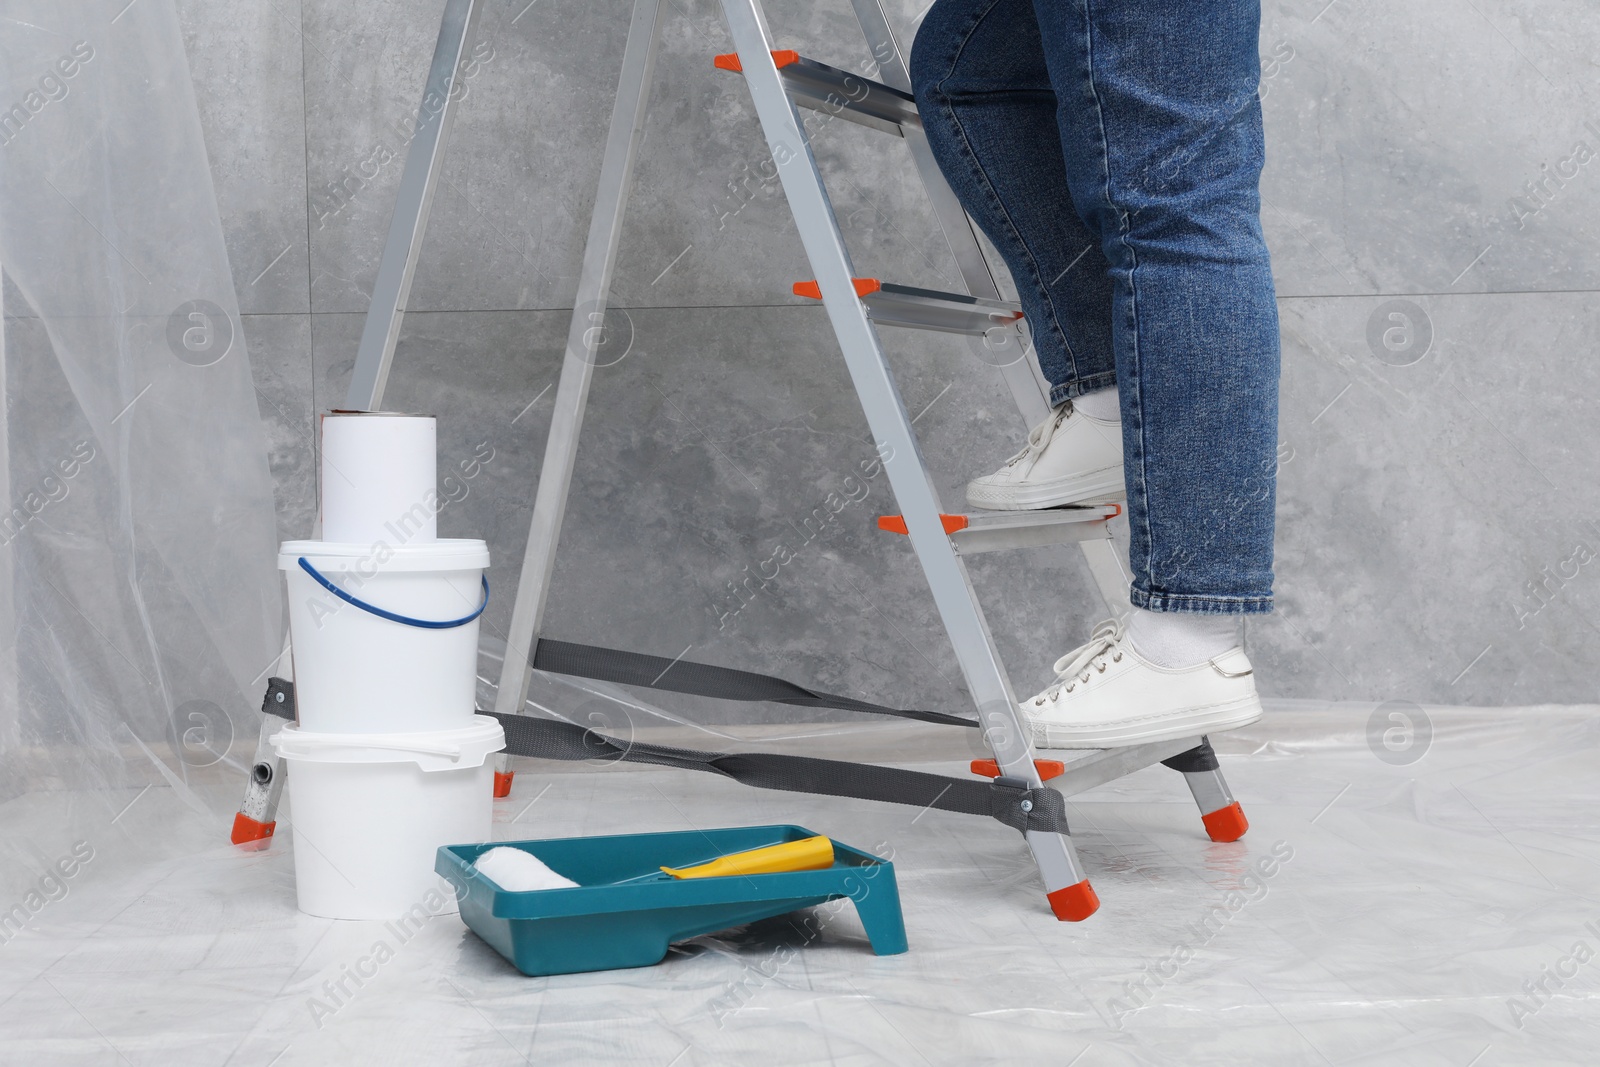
[1129,589,1274,615]
[1048,372,1119,407]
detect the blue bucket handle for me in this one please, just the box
[297,556,488,629]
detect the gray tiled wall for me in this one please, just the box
[187,0,1600,712]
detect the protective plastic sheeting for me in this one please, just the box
[0,0,279,832]
[1,702,1596,1065]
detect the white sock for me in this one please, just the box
[1127,608,1240,669]
[1071,386,1120,422]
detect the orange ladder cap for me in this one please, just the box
[1047,880,1100,921]
[493,770,515,799]
[230,812,276,849]
[1201,801,1249,842]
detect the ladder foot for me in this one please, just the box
[1201,801,1249,843]
[1046,879,1100,922]
[230,812,276,849]
[493,770,515,798]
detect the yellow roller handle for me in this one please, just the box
[660,835,834,879]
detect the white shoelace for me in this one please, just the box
[1002,403,1071,478]
[1034,617,1126,705]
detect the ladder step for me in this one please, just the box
[714,51,919,137]
[794,278,1024,336]
[878,505,1120,555]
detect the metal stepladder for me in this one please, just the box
[234,0,1249,922]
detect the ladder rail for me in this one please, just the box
[346,0,486,412]
[490,0,668,720]
[719,0,1089,897]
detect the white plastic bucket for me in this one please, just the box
[320,412,438,545]
[272,716,505,920]
[281,538,489,733]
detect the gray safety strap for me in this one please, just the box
[532,639,979,729]
[261,679,1062,834]
[486,708,1066,834]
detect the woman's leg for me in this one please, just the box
[1030,0,1281,616]
[910,0,1116,406]
[909,0,1280,747]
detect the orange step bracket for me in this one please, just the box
[878,514,968,536]
[969,758,1067,782]
[793,277,881,301]
[713,49,800,72]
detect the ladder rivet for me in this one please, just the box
[275,691,286,703]
[1019,799,1033,812]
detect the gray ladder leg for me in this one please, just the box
[1187,768,1248,842]
[489,0,668,788]
[231,0,485,843]
[346,0,487,411]
[720,0,1097,920]
[1077,537,1132,622]
[230,698,288,847]
[1162,737,1249,842]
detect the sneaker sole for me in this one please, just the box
[966,467,1125,511]
[1028,694,1263,750]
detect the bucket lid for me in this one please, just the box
[270,715,505,772]
[279,538,489,572]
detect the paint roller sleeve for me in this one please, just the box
[473,847,580,891]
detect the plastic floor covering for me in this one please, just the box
[1,701,1598,1065]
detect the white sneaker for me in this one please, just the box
[1019,619,1262,749]
[965,401,1123,511]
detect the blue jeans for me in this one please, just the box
[911,0,1280,615]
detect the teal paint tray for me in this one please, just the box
[436,824,907,977]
